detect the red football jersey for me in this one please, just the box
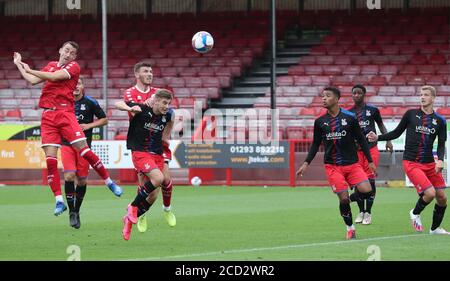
[123,86,158,119]
[39,61,80,110]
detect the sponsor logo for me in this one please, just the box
[326,130,347,140]
[416,115,421,120]
[415,125,436,135]
[359,120,370,127]
[144,122,165,131]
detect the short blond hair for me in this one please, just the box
[154,89,173,100]
[421,85,436,97]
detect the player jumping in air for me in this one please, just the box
[117,89,174,241]
[13,41,122,216]
[348,84,393,225]
[61,76,108,229]
[120,62,176,232]
[296,87,376,240]
[368,85,449,234]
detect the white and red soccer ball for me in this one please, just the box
[192,31,214,54]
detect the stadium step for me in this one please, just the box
[251,66,289,76]
[222,86,268,97]
[212,97,258,108]
[238,77,271,87]
[260,57,300,67]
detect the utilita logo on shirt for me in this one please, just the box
[415,126,436,135]
[326,130,347,140]
[144,122,165,131]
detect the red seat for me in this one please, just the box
[395,107,409,117]
[364,45,381,55]
[426,75,445,86]
[332,76,352,86]
[399,65,417,75]
[342,65,361,75]
[334,56,351,65]
[361,65,379,75]
[410,54,428,65]
[312,76,330,86]
[436,107,450,117]
[379,65,398,75]
[173,88,191,98]
[316,56,334,65]
[202,77,220,88]
[352,76,370,85]
[417,65,436,75]
[346,46,362,55]
[179,67,199,77]
[397,86,416,96]
[299,56,316,65]
[167,77,185,88]
[5,109,22,119]
[293,76,312,86]
[369,76,387,86]
[381,45,400,55]
[277,76,294,86]
[389,76,407,86]
[407,75,426,86]
[288,66,305,76]
[304,65,323,75]
[185,77,203,88]
[429,54,446,65]
[322,65,342,75]
[378,107,394,117]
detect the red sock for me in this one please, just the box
[162,180,173,208]
[46,157,61,196]
[79,147,109,180]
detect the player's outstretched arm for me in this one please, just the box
[115,101,142,114]
[13,52,43,85]
[24,65,69,82]
[377,110,410,141]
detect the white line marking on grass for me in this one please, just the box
[120,233,424,261]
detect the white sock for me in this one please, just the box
[163,205,171,212]
[104,177,113,185]
[346,225,355,231]
[55,195,64,203]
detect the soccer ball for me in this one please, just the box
[190,176,202,187]
[191,31,214,53]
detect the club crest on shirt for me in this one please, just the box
[341,119,347,126]
[80,104,86,111]
[162,116,166,122]
[366,110,371,116]
[432,118,437,126]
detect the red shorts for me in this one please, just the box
[325,163,369,193]
[357,146,380,179]
[41,109,86,147]
[162,141,172,162]
[403,160,447,194]
[61,145,90,178]
[132,151,164,174]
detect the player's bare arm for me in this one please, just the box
[24,65,70,82]
[13,52,43,85]
[79,118,108,131]
[377,121,393,153]
[115,101,142,115]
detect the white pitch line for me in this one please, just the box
[120,233,425,261]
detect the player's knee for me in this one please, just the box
[64,172,76,182]
[77,178,87,186]
[72,140,88,151]
[436,192,447,205]
[339,197,351,205]
[423,188,436,201]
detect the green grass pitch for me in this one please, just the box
[0,185,449,261]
